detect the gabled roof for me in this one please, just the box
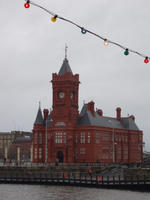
[58,58,73,75]
[77,104,139,131]
[34,106,43,125]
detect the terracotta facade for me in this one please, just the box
[32,58,143,164]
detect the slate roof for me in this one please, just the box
[77,104,139,131]
[14,136,32,144]
[34,106,44,125]
[45,112,52,127]
[58,58,73,75]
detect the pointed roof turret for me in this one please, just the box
[34,103,44,125]
[58,45,73,75]
[58,58,73,75]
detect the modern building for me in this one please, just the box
[32,56,143,164]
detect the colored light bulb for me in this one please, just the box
[24,1,30,8]
[81,27,87,34]
[144,57,149,63]
[51,15,57,22]
[124,48,129,56]
[104,39,109,46]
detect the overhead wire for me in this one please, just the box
[24,0,150,63]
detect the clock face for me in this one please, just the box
[70,92,74,99]
[59,92,65,99]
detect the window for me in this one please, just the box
[48,133,51,139]
[131,135,138,143]
[56,132,62,143]
[80,148,86,154]
[117,147,121,160]
[124,146,128,160]
[115,135,118,142]
[39,134,42,144]
[121,135,125,142]
[55,132,66,143]
[39,148,42,159]
[95,133,100,144]
[102,146,109,150]
[75,148,78,159]
[103,133,109,141]
[34,134,37,144]
[75,134,78,144]
[80,132,85,144]
[34,148,37,159]
[88,132,91,143]
[102,153,108,159]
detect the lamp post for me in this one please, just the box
[45,119,48,163]
[112,128,117,163]
[112,128,115,163]
[45,119,52,163]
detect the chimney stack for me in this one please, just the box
[88,101,95,116]
[97,109,103,116]
[130,115,135,121]
[116,107,121,120]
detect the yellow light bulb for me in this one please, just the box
[104,39,109,46]
[51,15,57,22]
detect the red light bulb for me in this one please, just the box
[24,3,30,8]
[144,57,149,64]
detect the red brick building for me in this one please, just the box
[32,57,143,164]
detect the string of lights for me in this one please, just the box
[24,0,150,64]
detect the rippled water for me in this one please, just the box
[0,184,149,200]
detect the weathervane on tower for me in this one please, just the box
[65,44,68,59]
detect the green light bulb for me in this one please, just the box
[124,49,129,56]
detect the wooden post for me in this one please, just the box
[73,173,76,184]
[57,173,58,183]
[68,173,70,184]
[131,176,133,185]
[113,176,115,185]
[80,173,81,184]
[118,175,120,185]
[51,173,53,183]
[85,174,87,184]
[45,173,48,184]
[63,173,64,183]
[39,173,41,183]
[144,175,146,185]
[90,174,92,184]
[107,176,109,185]
[137,175,139,185]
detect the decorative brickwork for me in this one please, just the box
[32,57,143,164]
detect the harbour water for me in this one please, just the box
[0,184,149,200]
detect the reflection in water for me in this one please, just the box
[0,184,150,200]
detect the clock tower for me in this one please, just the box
[51,57,79,127]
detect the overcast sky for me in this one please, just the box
[0,0,150,151]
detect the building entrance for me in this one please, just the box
[57,151,64,163]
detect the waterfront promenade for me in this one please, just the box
[0,163,150,190]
